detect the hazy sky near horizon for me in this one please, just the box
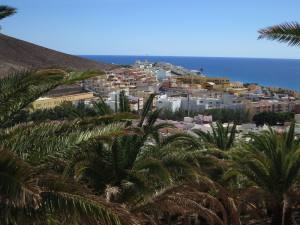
[2,0,300,59]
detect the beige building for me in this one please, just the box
[205,77,230,86]
[30,84,96,111]
[246,100,294,116]
[173,76,230,91]
[83,68,159,97]
[31,92,95,111]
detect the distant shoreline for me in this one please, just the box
[81,55,300,91]
[80,54,300,61]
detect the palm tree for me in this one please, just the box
[0,69,134,225]
[0,5,16,21]
[193,122,237,151]
[71,95,199,204]
[0,148,138,225]
[119,90,130,113]
[229,123,300,225]
[0,5,16,30]
[258,22,300,46]
[134,180,241,225]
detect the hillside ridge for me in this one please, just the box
[0,34,114,76]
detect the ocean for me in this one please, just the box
[81,55,300,91]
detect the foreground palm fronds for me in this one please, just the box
[1,121,133,171]
[193,122,237,151]
[134,181,241,225]
[229,123,300,225]
[0,70,101,126]
[70,97,198,204]
[0,148,133,225]
[258,22,300,46]
[0,5,16,21]
[0,69,132,225]
[1,69,300,225]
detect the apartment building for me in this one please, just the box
[181,97,223,112]
[83,68,159,97]
[246,100,294,116]
[156,96,182,112]
[31,84,96,111]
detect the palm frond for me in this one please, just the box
[38,174,139,225]
[160,132,201,149]
[2,121,127,166]
[258,22,300,46]
[0,70,101,126]
[138,93,156,127]
[0,5,16,20]
[230,125,300,224]
[193,122,237,151]
[93,97,113,115]
[0,71,64,126]
[41,192,122,225]
[134,183,241,225]
[77,113,138,127]
[134,158,172,185]
[0,149,41,209]
[63,70,104,84]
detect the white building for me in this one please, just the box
[134,60,153,69]
[105,90,130,112]
[181,97,222,112]
[154,69,172,81]
[156,95,182,112]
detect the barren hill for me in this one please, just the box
[0,34,114,77]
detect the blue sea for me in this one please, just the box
[82,55,300,91]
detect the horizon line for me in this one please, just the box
[78,54,300,61]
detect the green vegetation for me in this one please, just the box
[193,122,237,151]
[253,111,294,126]
[159,108,250,124]
[0,70,130,225]
[3,69,298,224]
[206,108,250,124]
[229,123,300,225]
[118,90,130,112]
[259,22,300,46]
[1,5,300,225]
[0,69,209,224]
[7,90,132,126]
[0,5,16,22]
[8,102,107,125]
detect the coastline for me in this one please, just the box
[81,55,300,91]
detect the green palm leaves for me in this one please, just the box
[0,5,16,31]
[258,22,300,46]
[0,69,128,225]
[257,20,300,224]
[134,181,241,225]
[71,95,198,204]
[193,122,237,151]
[118,90,130,113]
[0,148,126,225]
[0,5,16,21]
[0,149,40,209]
[233,124,300,196]
[0,70,102,126]
[230,123,300,225]
[2,66,299,224]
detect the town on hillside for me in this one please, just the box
[31,60,300,136]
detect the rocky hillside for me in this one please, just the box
[0,34,114,77]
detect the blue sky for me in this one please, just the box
[2,0,300,58]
